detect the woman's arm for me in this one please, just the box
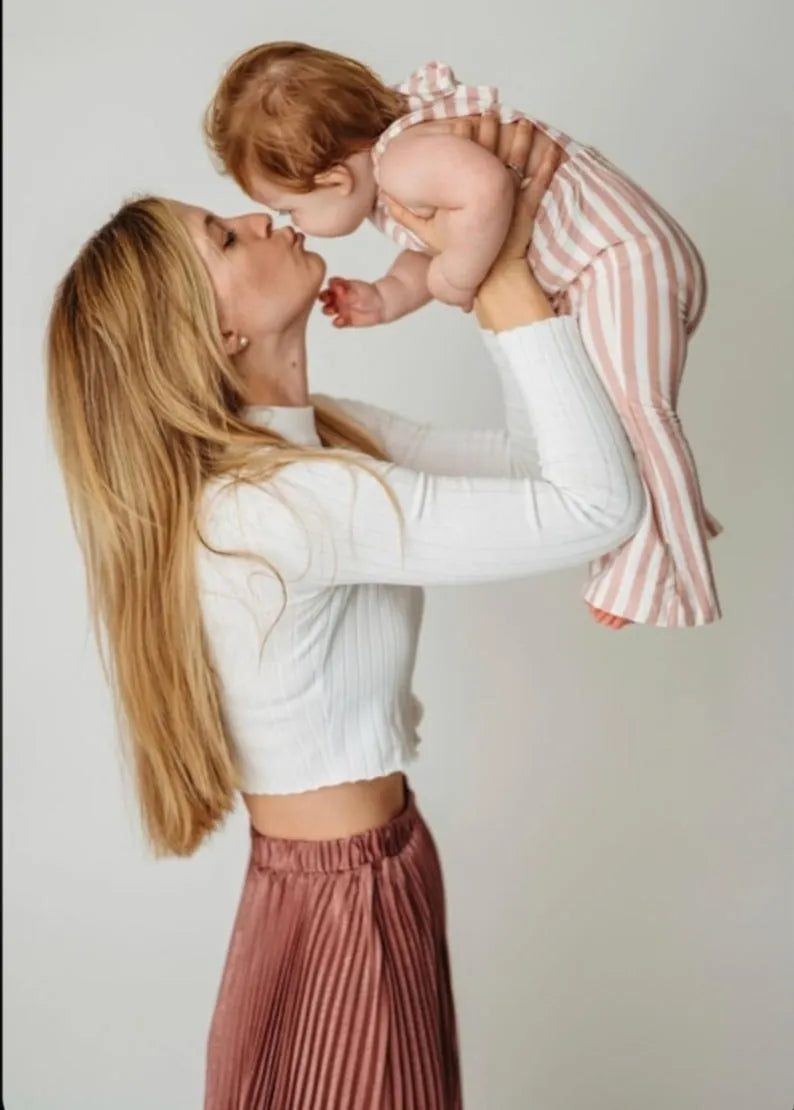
[317,256,556,478]
[209,315,642,590]
[310,381,539,480]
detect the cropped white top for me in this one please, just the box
[197,317,643,794]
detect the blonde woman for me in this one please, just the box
[47,123,642,1109]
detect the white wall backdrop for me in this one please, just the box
[4,0,793,1107]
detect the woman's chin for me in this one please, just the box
[307,248,326,280]
[306,252,327,296]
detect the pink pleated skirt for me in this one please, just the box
[204,785,462,1109]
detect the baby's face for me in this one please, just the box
[249,153,378,239]
[249,179,368,238]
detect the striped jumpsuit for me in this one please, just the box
[371,62,722,628]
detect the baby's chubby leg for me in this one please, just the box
[577,240,719,628]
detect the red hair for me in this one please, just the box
[205,42,406,195]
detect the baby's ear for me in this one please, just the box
[314,164,354,195]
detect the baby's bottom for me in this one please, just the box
[572,236,721,628]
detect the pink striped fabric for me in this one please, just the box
[371,61,579,252]
[204,786,461,1109]
[371,62,722,628]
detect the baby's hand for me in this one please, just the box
[319,278,386,328]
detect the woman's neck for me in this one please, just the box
[238,329,310,408]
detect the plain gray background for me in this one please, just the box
[4,0,793,1107]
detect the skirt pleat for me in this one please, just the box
[204,786,461,1109]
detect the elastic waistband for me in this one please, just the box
[249,785,420,874]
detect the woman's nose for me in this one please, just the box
[231,213,272,239]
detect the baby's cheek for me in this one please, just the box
[308,220,339,239]
[314,207,354,238]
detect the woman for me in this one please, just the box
[46,121,643,1108]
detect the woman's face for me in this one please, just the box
[177,204,326,352]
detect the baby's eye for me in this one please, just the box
[223,228,237,249]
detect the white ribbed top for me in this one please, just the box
[197,317,643,794]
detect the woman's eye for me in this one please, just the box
[223,229,237,249]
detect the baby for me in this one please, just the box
[206,42,721,630]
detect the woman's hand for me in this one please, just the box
[486,140,561,271]
[472,160,561,331]
[384,118,560,263]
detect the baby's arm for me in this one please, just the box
[375,249,433,322]
[379,131,515,308]
[319,250,431,328]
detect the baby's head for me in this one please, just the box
[206,42,405,237]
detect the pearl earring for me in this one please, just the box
[238,336,249,352]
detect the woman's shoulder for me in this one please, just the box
[312,391,397,439]
[311,392,365,419]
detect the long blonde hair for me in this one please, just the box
[46,196,389,857]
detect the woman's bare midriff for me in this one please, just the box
[243,771,407,841]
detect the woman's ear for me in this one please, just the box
[314,164,354,196]
[221,329,249,357]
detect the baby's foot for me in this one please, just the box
[589,606,631,630]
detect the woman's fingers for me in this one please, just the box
[383,195,420,231]
[450,114,499,153]
[476,112,500,154]
[505,118,535,178]
[382,194,437,250]
[505,185,539,251]
[521,146,561,216]
[495,147,561,261]
[450,117,474,141]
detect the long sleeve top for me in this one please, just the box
[197,317,644,794]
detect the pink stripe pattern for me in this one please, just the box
[204,789,461,1108]
[370,62,722,627]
